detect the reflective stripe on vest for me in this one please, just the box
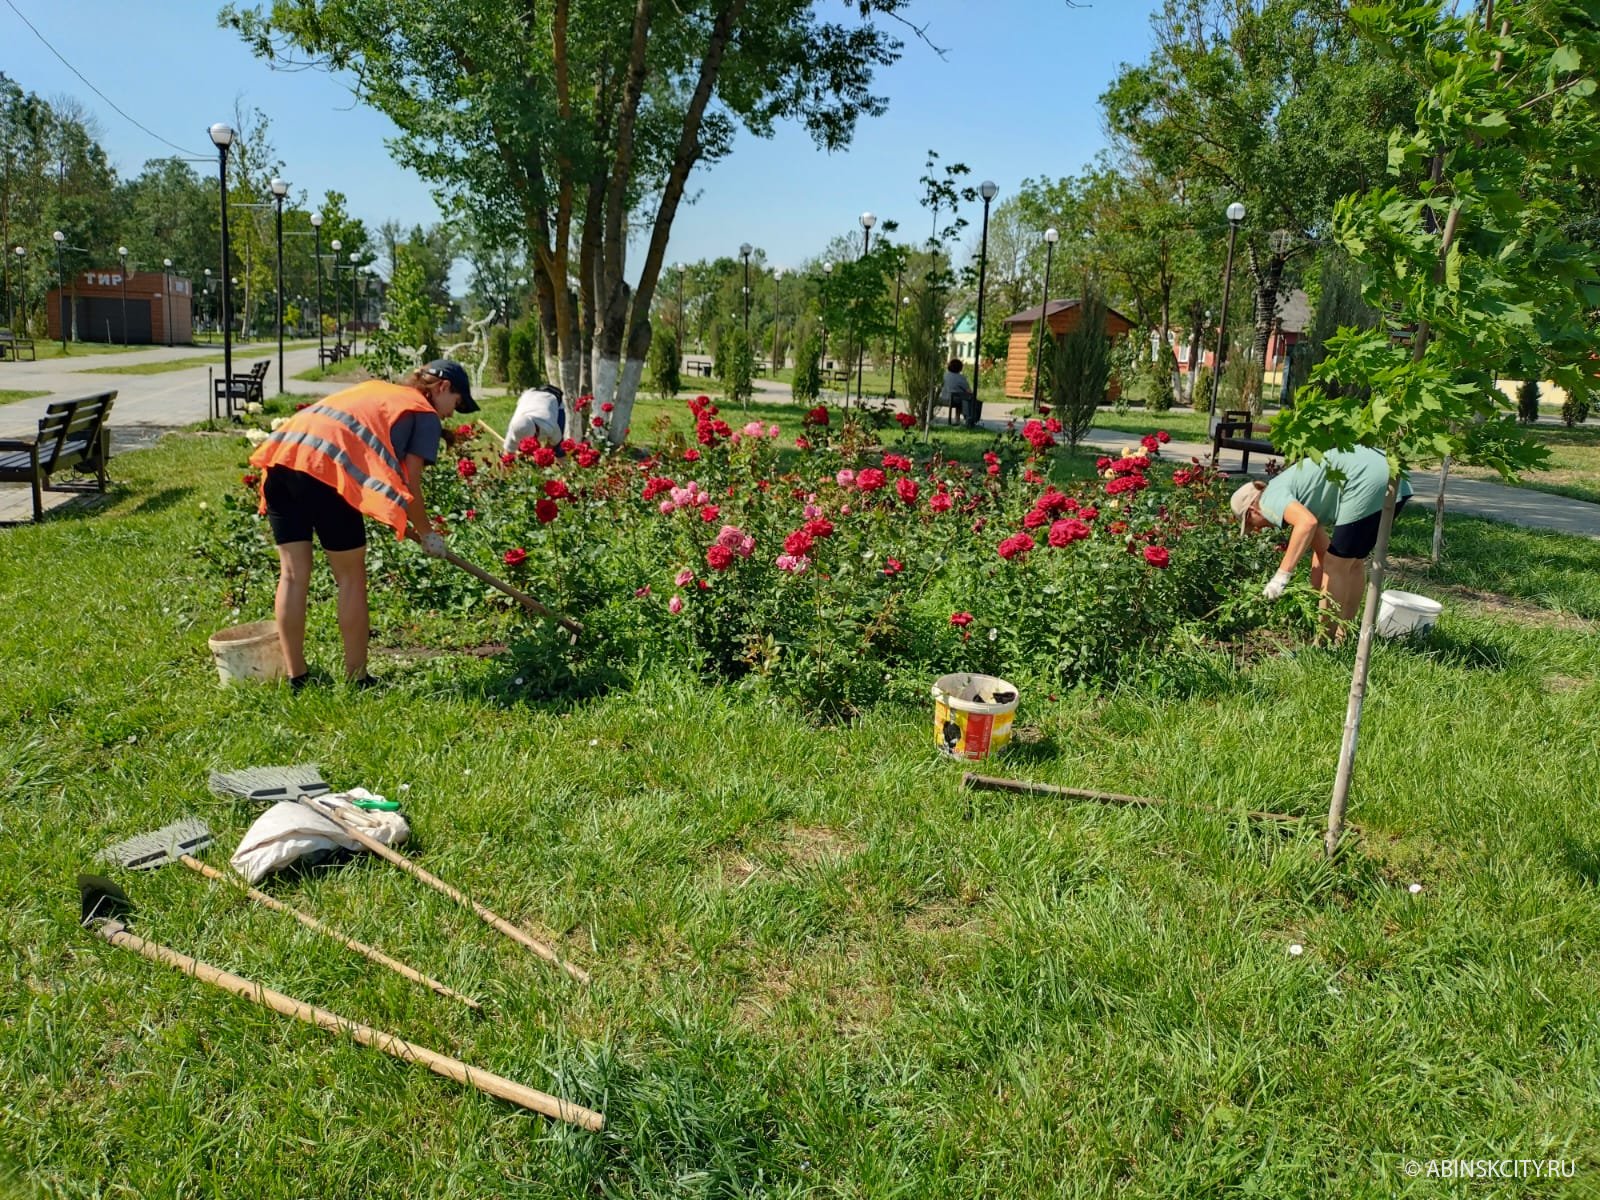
[265,427,411,511]
[295,403,406,478]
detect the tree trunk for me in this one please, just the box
[1325,477,1400,857]
[1251,253,1285,415]
[1184,300,1206,405]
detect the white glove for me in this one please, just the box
[420,531,447,559]
[1263,570,1291,601]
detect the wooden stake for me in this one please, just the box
[303,799,592,985]
[92,918,603,1130]
[178,855,481,1012]
[961,772,1304,825]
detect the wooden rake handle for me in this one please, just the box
[304,801,592,985]
[960,772,1303,825]
[441,548,584,638]
[178,855,482,1012]
[92,919,602,1130]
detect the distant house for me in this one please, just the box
[947,309,977,367]
[1001,298,1136,400]
[1166,288,1310,376]
[45,268,193,345]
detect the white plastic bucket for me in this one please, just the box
[208,620,285,685]
[1376,589,1443,639]
[931,673,1019,761]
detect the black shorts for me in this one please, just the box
[263,467,367,551]
[1328,496,1410,560]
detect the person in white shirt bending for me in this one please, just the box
[502,385,566,453]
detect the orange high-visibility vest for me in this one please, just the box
[250,381,435,539]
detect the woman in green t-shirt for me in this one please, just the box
[1229,447,1412,622]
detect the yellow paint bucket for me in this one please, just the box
[931,673,1019,761]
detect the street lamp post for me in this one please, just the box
[739,243,752,340]
[348,252,359,354]
[11,246,23,337]
[820,261,833,369]
[209,122,236,410]
[162,258,174,346]
[117,246,129,346]
[1032,227,1060,415]
[856,212,876,404]
[329,238,343,352]
[52,230,67,352]
[271,177,288,392]
[970,180,999,428]
[770,268,784,375]
[887,254,903,399]
[310,213,325,363]
[1207,201,1247,436]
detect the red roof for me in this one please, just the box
[1003,298,1136,327]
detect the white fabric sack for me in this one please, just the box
[230,792,410,885]
[504,387,564,452]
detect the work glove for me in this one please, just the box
[1262,570,1291,601]
[420,531,447,559]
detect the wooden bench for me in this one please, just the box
[1211,408,1277,472]
[213,359,270,420]
[319,344,350,367]
[944,387,974,425]
[0,328,37,362]
[0,391,116,521]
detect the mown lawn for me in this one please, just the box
[1,420,1597,1197]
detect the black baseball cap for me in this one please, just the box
[423,359,477,412]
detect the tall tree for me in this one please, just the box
[1102,0,1419,393]
[226,0,920,443]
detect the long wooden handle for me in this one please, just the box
[475,418,507,445]
[304,801,592,985]
[441,548,584,637]
[179,855,481,1012]
[960,772,1303,825]
[93,919,602,1130]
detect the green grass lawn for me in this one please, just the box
[0,388,48,405]
[75,354,230,375]
[3,423,1598,1196]
[15,340,157,361]
[1455,420,1600,506]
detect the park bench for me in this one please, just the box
[213,359,270,420]
[0,328,37,362]
[944,387,974,425]
[0,391,116,522]
[319,343,350,367]
[1211,408,1277,472]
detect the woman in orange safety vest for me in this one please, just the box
[249,359,477,691]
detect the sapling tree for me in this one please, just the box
[1272,0,1595,856]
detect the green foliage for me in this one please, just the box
[1302,247,1380,401]
[1562,394,1591,429]
[649,329,681,400]
[899,276,948,426]
[1146,342,1177,412]
[1518,377,1541,424]
[1189,363,1213,412]
[724,327,754,407]
[487,325,510,384]
[508,320,540,392]
[792,332,823,402]
[1045,287,1114,450]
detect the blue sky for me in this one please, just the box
[3,0,1165,280]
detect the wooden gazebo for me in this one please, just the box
[1001,298,1135,399]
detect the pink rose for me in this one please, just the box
[668,594,684,614]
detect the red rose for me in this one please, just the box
[457,458,478,479]
[784,529,815,556]
[894,412,915,428]
[1080,506,1099,520]
[1157,430,1171,444]
[929,493,953,513]
[1048,518,1090,547]
[802,405,830,428]
[882,453,912,472]
[997,532,1036,561]
[684,448,701,461]
[456,423,476,440]
[465,508,477,520]
[986,463,1001,477]
[543,480,570,499]
[535,498,559,524]
[884,557,904,576]
[241,472,259,488]
[500,452,516,467]
[794,436,811,450]
[705,544,734,571]
[804,517,835,539]
[575,447,600,468]
[591,416,605,428]
[1022,507,1049,529]
[560,438,578,453]
[950,612,974,627]
[1143,545,1170,568]
[700,504,720,523]
[896,478,919,506]
[531,447,556,467]
[1045,417,1062,433]
[856,468,887,492]
[574,394,593,411]
[601,401,615,413]
[503,547,528,567]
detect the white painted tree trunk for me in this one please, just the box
[543,350,562,392]
[560,349,581,402]
[608,357,645,446]
[592,353,620,412]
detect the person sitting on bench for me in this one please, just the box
[940,358,974,422]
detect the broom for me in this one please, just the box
[209,765,590,984]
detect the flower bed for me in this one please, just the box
[200,398,1299,714]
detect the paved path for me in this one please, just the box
[5,360,1598,540]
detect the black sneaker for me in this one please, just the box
[350,674,381,691]
[288,672,312,694]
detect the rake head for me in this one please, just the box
[98,818,214,871]
[79,873,134,927]
[208,763,331,805]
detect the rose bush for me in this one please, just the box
[200,400,1301,715]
